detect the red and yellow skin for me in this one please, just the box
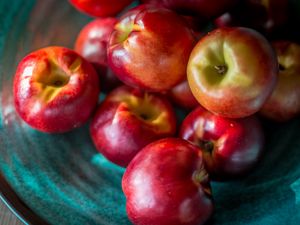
[168,80,199,110]
[180,106,264,180]
[260,41,300,122]
[141,0,238,20]
[187,27,278,118]
[14,46,100,133]
[69,0,133,17]
[107,5,196,92]
[75,18,121,92]
[122,138,213,225]
[90,85,177,167]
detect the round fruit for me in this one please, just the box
[180,106,264,179]
[122,138,214,225]
[14,46,99,133]
[90,85,177,167]
[187,27,278,118]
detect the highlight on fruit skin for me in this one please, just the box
[13,46,100,133]
[90,85,177,167]
[187,27,278,118]
[122,138,214,225]
[74,17,121,92]
[180,105,265,180]
[107,5,196,92]
[69,0,133,17]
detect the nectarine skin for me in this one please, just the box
[75,18,121,92]
[168,80,199,110]
[180,106,264,179]
[14,46,100,133]
[215,0,288,34]
[188,27,278,118]
[122,138,213,225]
[69,0,133,17]
[90,85,177,167]
[141,0,238,20]
[108,6,196,92]
[261,41,300,122]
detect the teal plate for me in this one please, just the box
[1,0,300,225]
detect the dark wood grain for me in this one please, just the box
[0,200,24,225]
[0,174,49,225]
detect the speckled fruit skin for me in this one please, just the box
[180,106,264,180]
[141,0,238,19]
[187,27,278,118]
[122,138,213,225]
[108,5,196,92]
[69,0,133,17]
[13,46,100,133]
[168,80,199,110]
[90,85,177,167]
[260,41,300,122]
[75,18,121,92]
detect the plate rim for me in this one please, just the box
[0,172,49,225]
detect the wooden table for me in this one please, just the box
[0,199,23,225]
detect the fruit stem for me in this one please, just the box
[198,140,214,153]
[192,169,212,196]
[139,113,149,120]
[214,65,227,75]
[279,64,285,71]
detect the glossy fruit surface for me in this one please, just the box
[14,46,100,133]
[75,18,121,92]
[187,27,278,118]
[122,138,213,225]
[108,6,196,92]
[69,0,133,17]
[180,106,264,179]
[169,80,199,109]
[90,85,177,167]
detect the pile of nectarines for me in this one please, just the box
[13,0,300,224]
